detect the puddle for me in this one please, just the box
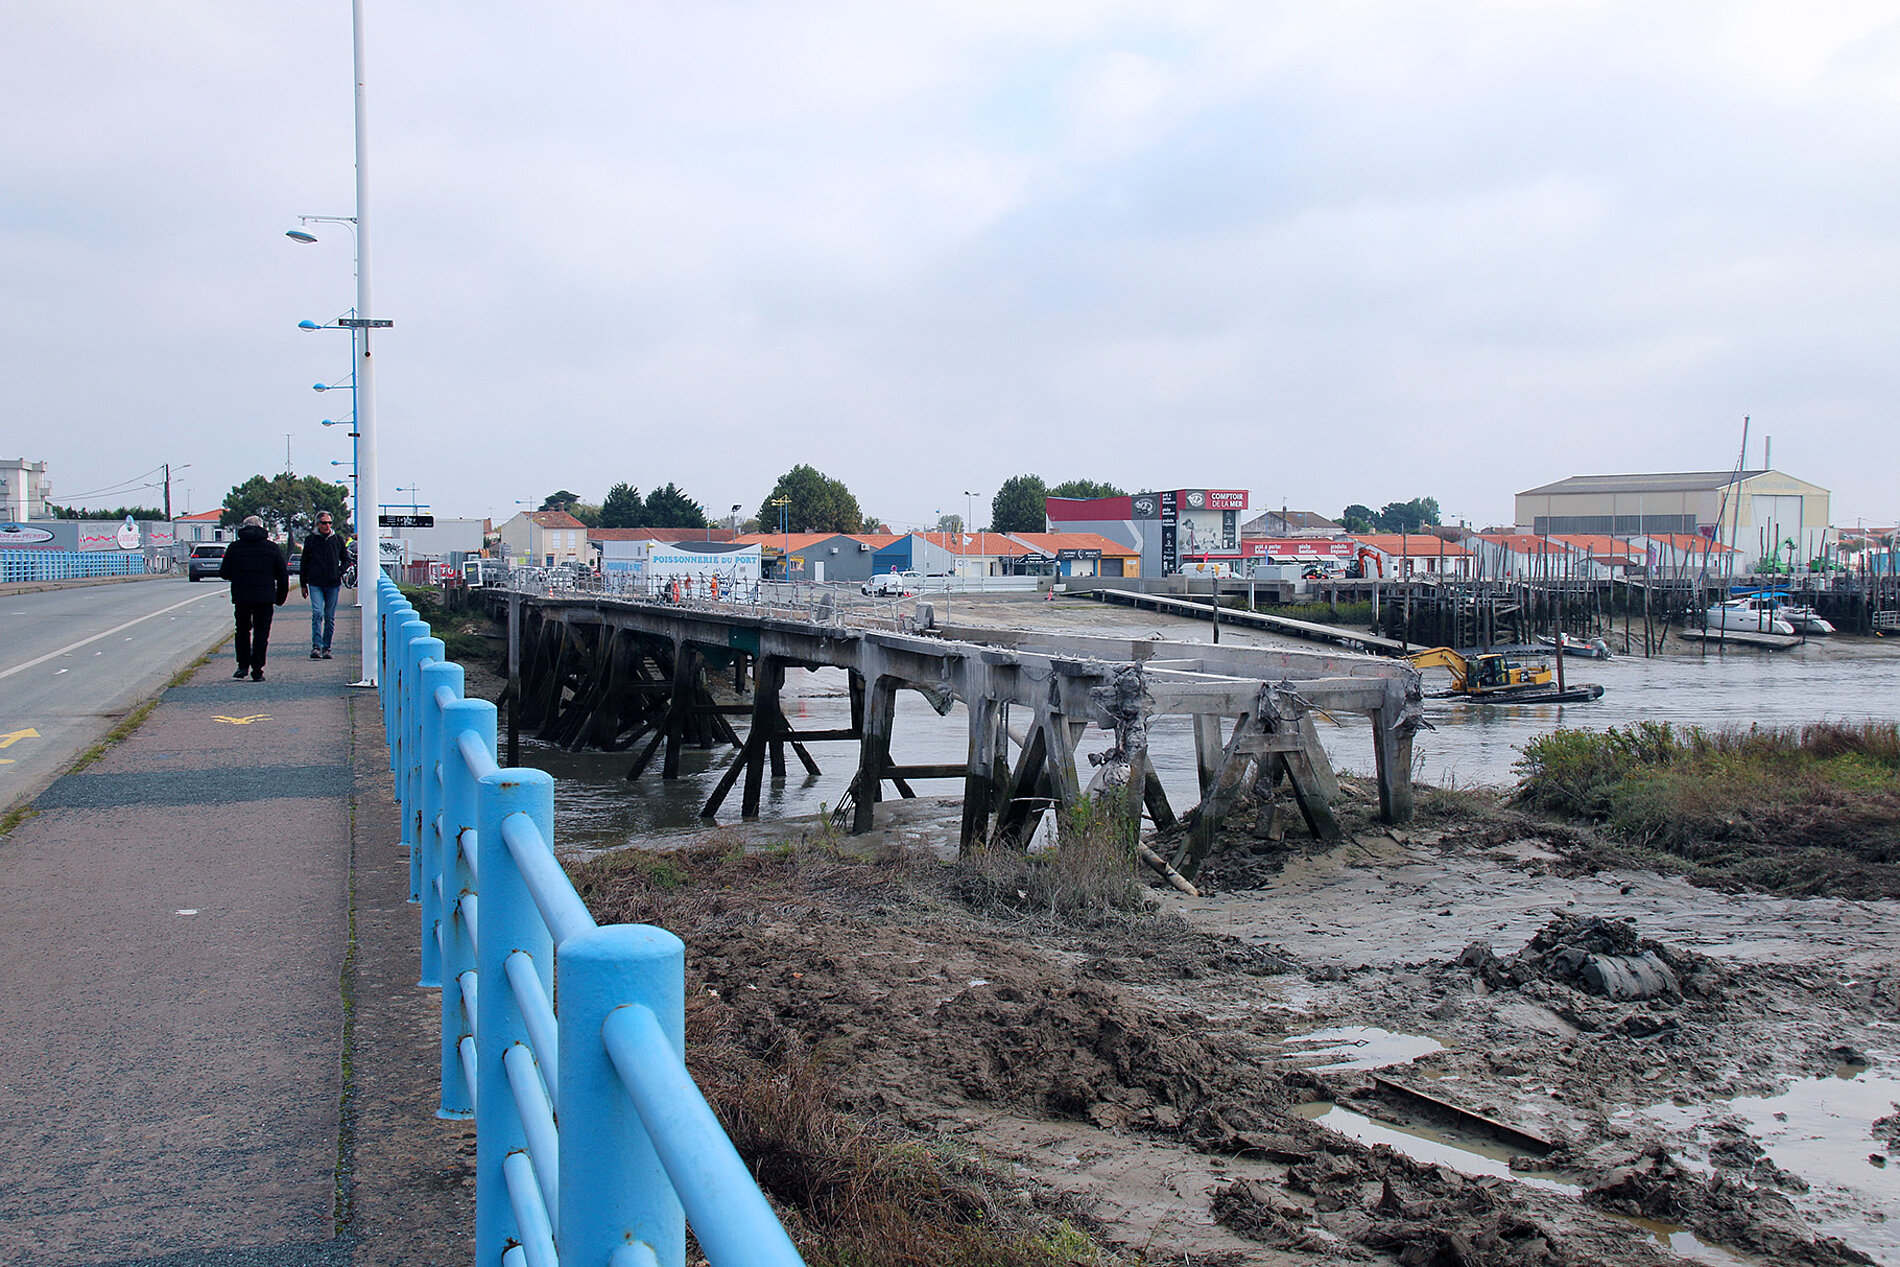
[1292,1100,1577,1193]
[1627,1062,1900,1266]
[1613,1216,1757,1266]
[1294,1103,1755,1265]
[1282,1025,1445,1071]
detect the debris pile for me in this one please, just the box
[1588,1147,1875,1267]
[1456,914,1724,1003]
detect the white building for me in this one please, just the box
[1516,470,1831,570]
[498,510,588,568]
[387,517,488,561]
[1,458,53,521]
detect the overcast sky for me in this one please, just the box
[5,2,1898,531]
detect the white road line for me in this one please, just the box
[0,591,225,682]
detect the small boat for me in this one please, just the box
[1765,598,1835,635]
[1537,632,1612,659]
[1705,597,1796,637]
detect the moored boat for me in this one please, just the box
[1536,632,1612,659]
[1705,596,1796,637]
[1766,599,1835,635]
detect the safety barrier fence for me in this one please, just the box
[1,549,156,584]
[376,573,804,1267]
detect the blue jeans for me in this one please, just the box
[308,584,341,651]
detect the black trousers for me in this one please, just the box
[234,601,276,671]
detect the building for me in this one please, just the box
[1639,533,1741,580]
[729,532,895,583]
[1239,509,1339,538]
[870,533,983,578]
[1549,534,1643,579]
[1045,488,1249,576]
[1350,534,1475,579]
[387,517,489,562]
[1515,471,1831,568]
[1007,532,1141,578]
[498,510,588,568]
[1,458,53,521]
[173,509,232,545]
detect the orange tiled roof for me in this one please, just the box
[1644,533,1737,553]
[1351,533,1473,556]
[1551,534,1642,559]
[1472,533,1575,554]
[1008,531,1140,557]
[589,527,738,542]
[525,510,585,529]
[920,531,1031,556]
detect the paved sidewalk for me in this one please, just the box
[0,606,472,1265]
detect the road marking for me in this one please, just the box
[213,714,272,725]
[0,591,223,683]
[0,728,40,749]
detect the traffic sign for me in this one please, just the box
[379,513,434,528]
[337,317,394,328]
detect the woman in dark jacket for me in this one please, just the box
[218,516,290,681]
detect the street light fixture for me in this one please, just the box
[770,495,791,577]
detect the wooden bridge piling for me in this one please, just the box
[495,593,1424,878]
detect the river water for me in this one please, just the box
[519,604,1900,854]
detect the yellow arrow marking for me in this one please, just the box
[212,714,273,725]
[0,727,40,749]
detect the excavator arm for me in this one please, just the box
[1404,647,1470,692]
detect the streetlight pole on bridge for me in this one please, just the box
[287,0,387,687]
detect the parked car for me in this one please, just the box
[187,543,227,581]
[862,570,922,596]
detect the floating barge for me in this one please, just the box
[1427,683,1606,705]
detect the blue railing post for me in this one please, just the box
[379,579,410,751]
[558,926,687,1267]
[395,619,436,904]
[418,659,463,989]
[438,696,494,1119]
[474,767,556,1267]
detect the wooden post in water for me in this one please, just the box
[506,592,521,766]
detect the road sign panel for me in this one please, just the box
[379,514,434,528]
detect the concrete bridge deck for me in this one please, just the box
[0,602,469,1266]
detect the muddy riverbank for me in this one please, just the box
[443,594,1896,1263]
[570,784,1896,1266]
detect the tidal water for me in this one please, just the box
[518,616,1900,854]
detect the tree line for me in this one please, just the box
[1340,497,1441,534]
[540,469,1131,536]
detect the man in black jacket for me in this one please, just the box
[297,511,353,660]
[218,515,290,681]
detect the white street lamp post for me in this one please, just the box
[288,0,386,686]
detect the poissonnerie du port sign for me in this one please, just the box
[379,513,434,528]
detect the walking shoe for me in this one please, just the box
[252,670,265,682]
[320,649,333,659]
[233,667,249,679]
[311,650,323,659]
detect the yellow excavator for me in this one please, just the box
[1405,647,1604,703]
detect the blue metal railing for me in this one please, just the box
[1,549,152,583]
[377,574,805,1267]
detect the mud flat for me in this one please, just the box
[570,782,1897,1267]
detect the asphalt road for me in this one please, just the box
[0,578,234,811]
